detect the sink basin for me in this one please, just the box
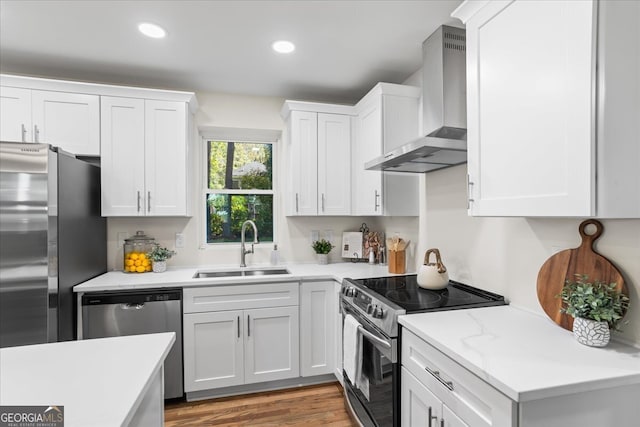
[194,268,290,279]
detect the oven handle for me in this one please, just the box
[358,325,391,350]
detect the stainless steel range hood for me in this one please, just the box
[366,25,467,173]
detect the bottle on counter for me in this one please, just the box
[378,246,387,266]
[369,250,375,264]
[270,244,279,265]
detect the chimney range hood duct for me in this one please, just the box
[365,25,467,173]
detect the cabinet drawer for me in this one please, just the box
[402,329,515,427]
[183,282,299,313]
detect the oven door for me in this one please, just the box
[342,303,398,427]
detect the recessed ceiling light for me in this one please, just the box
[138,22,167,39]
[272,40,295,54]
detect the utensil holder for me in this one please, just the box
[388,249,406,274]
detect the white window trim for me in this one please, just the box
[198,127,281,249]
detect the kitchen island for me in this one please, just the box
[0,332,175,427]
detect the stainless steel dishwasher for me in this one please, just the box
[81,288,183,399]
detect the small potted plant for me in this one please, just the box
[311,239,334,265]
[558,274,630,347]
[147,245,177,273]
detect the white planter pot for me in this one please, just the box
[152,261,167,273]
[573,317,610,347]
[317,254,329,265]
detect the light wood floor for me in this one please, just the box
[164,382,357,426]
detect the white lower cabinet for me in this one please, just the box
[402,367,468,427]
[402,329,515,427]
[183,310,244,390]
[333,281,343,383]
[183,283,299,393]
[300,281,336,377]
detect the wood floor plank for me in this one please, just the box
[165,382,357,427]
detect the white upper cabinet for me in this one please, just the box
[282,102,352,216]
[101,97,191,216]
[454,0,640,218]
[31,90,100,156]
[352,83,421,216]
[0,87,32,142]
[0,85,100,156]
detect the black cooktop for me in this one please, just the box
[353,275,506,313]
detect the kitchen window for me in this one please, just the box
[204,139,274,244]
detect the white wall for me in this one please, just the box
[421,165,640,346]
[106,91,419,271]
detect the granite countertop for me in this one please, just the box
[399,305,640,403]
[0,333,175,427]
[74,262,405,292]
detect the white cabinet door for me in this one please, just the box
[464,0,596,216]
[0,86,32,142]
[288,110,318,215]
[442,405,469,427]
[144,100,188,216]
[31,90,100,156]
[300,281,335,377]
[401,367,442,427]
[353,85,420,216]
[353,98,383,216]
[100,96,145,216]
[100,97,190,217]
[183,311,244,392]
[317,113,351,215]
[244,306,299,384]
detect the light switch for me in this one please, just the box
[175,232,185,248]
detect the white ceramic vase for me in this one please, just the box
[573,317,610,347]
[317,254,329,265]
[152,261,167,273]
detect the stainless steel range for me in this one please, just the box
[340,275,506,427]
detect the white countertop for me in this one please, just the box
[399,305,640,402]
[74,262,401,292]
[0,333,175,427]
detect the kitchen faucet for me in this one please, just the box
[240,220,259,267]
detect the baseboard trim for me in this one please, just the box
[185,374,337,402]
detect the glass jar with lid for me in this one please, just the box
[123,231,156,273]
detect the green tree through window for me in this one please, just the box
[206,140,274,244]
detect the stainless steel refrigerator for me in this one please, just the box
[0,142,107,348]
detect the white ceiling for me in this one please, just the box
[0,0,463,104]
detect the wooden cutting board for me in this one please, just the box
[536,219,628,331]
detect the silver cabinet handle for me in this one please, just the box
[374,190,380,212]
[237,315,240,338]
[21,124,27,142]
[440,419,445,427]
[295,193,299,213]
[147,191,151,212]
[137,191,141,212]
[428,407,439,427]
[321,193,325,212]
[425,365,454,391]
[466,174,474,209]
[247,314,250,337]
[34,124,40,142]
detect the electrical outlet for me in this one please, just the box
[175,232,185,248]
[311,230,319,243]
[117,232,128,248]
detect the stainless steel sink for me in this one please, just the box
[194,268,290,279]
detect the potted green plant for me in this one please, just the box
[558,274,630,347]
[147,245,177,273]
[311,239,334,265]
